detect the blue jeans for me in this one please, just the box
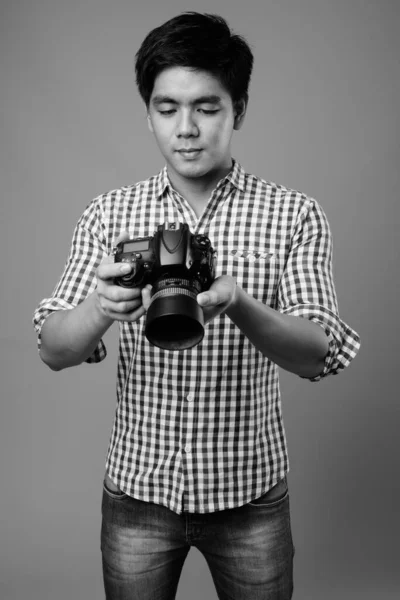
[101,476,294,600]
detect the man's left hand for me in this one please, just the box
[197,275,237,324]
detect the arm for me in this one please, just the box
[228,285,329,377]
[40,257,146,371]
[40,290,113,371]
[33,187,149,370]
[197,278,329,378]
[197,197,359,380]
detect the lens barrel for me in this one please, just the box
[145,277,204,350]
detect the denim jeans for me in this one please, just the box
[101,475,294,600]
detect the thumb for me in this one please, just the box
[114,231,131,246]
[197,289,221,307]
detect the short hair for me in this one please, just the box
[135,12,254,106]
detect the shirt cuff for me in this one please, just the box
[32,300,107,364]
[280,303,360,382]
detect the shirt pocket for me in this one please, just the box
[222,248,284,305]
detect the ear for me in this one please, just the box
[146,109,154,133]
[233,97,247,131]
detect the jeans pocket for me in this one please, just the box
[248,477,288,507]
[103,473,128,500]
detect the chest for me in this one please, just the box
[120,192,293,305]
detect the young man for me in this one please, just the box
[33,12,360,600]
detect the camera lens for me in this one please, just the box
[145,275,204,350]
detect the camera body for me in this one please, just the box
[113,222,215,290]
[113,222,216,350]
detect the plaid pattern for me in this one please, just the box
[33,160,360,514]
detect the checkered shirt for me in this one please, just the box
[33,160,360,514]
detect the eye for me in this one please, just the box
[198,109,219,115]
[159,109,176,116]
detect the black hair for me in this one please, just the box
[135,12,254,106]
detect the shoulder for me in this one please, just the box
[242,168,319,216]
[89,172,161,213]
[77,172,161,223]
[75,172,162,250]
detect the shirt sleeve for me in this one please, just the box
[32,199,108,363]
[278,197,360,381]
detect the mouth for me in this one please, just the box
[176,148,203,158]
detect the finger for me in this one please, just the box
[106,296,143,314]
[141,284,152,310]
[106,284,142,303]
[108,304,147,322]
[97,260,133,282]
[197,291,212,307]
[197,289,226,307]
[197,276,236,308]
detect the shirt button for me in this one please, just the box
[184,444,192,454]
[186,393,194,402]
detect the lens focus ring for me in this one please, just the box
[150,287,198,304]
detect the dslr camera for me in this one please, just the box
[113,222,216,350]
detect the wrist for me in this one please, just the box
[225,281,241,317]
[92,290,114,328]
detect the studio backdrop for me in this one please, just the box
[1,1,399,599]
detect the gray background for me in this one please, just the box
[1,0,399,598]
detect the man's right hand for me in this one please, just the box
[96,257,148,323]
[39,232,151,371]
[95,231,150,324]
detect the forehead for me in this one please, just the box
[150,67,231,103]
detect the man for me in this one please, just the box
[33,12,360,600]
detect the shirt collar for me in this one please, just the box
[154,158,247,200]
[224,159,247,192]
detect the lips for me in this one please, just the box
[176,148,203,159]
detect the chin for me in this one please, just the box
[173,163,210,180]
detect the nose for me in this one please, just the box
[176,110,199,138]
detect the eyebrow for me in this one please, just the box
[151,94,222,106]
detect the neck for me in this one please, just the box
[167,162,233,217]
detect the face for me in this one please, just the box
[147,67,246,189]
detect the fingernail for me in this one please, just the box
[120,264,131,273]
